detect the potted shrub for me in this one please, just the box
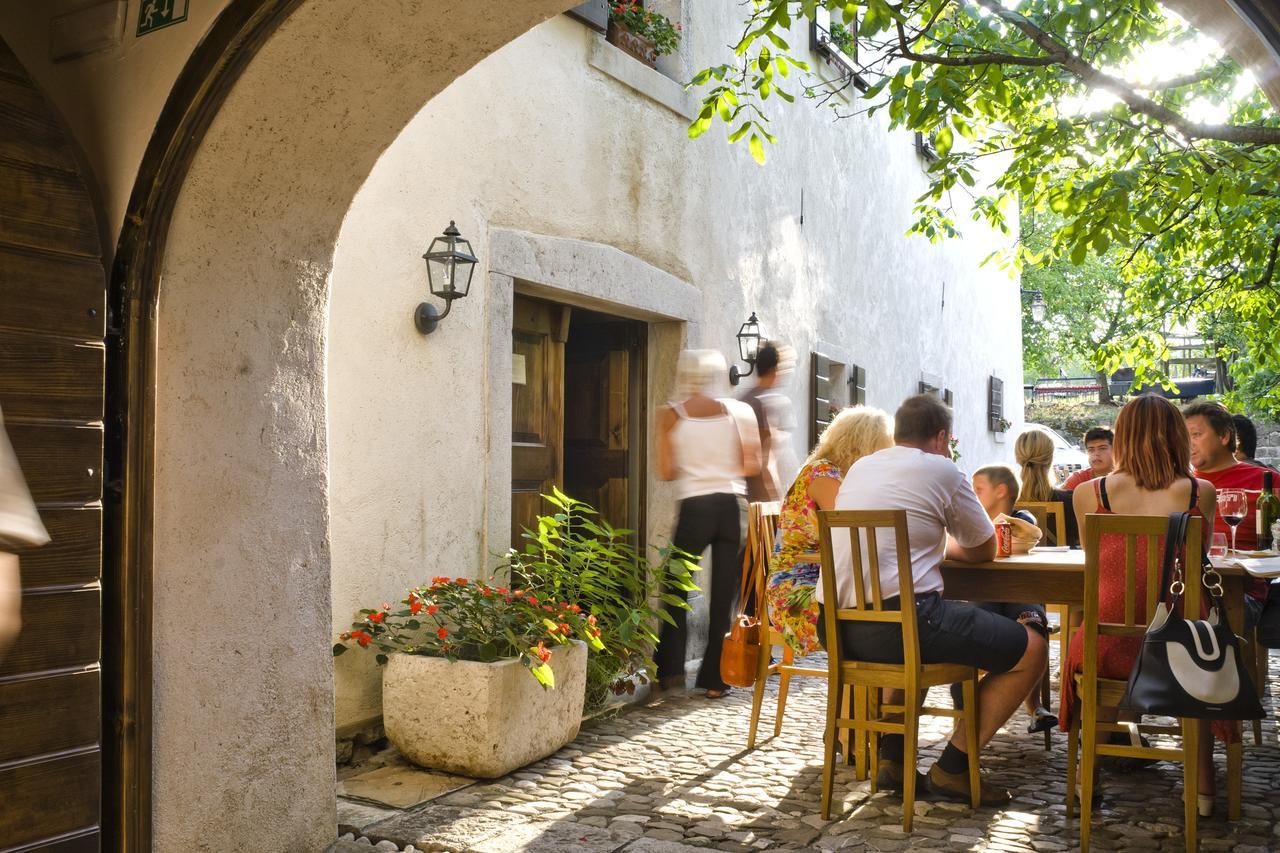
[334,576,605,778]
[507,489,700,711]
[606,3,681,68]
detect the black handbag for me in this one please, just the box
[1120,512,1265,721]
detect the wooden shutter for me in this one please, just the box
[988,376,1005,431]
[849,365,866,406]
[811,353,834,447]
[943,388,954,407]
[566,0,609,31]
[0,37,106,850]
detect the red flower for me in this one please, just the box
[351,629,372,648]
[340,632,351,640]
[496,587,509,594]
[409,599,423,615]
[535,642,553,664]
[381,602,391,611]
[426,604,439,616]
[569,604,581,614]
[514,589,526,598]
[368,611,385,624]
[543,604,554,612]
[437,627,450,639]
[587,614,597,626]
[527,595,539,605]
[559,622,572,635]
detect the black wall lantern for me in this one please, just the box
[729,311,762,386]
[415,221,479,334]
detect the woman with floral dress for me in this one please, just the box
[767,406,893,654]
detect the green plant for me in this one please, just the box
[949,435,961,464]
[505,489,700,711]
[332,575,604,688]
[609,2,681,57]
[826,22,854,56]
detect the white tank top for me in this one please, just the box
[671,402,746,500]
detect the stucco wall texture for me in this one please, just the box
[327,12,1026,730]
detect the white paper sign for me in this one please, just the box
[512,353,527,386]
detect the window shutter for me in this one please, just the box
[566,0,608,32]
[943,388,953,407]
[988,376,1004,431]
[849,365,866,406]
[811,352,833,447]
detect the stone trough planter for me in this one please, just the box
[382,640,587,779]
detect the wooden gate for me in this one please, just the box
[0,38,107,852]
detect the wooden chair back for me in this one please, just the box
[746,501,781,609]
[1016,499,1068,545]
[816,510,920,671]
[1080,513,1203,671]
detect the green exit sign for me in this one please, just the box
[137,0,188,36]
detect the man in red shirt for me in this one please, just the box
[1062,426,1114,490]
[1183,401,1267,625]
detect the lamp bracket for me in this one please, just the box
[415,298,455,335]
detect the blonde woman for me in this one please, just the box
[655,350,761,698]
[767,406,894,655]
[1015,429,1079,547]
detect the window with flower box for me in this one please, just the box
[809,8,867,93]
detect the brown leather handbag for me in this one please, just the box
[720,521,763,688]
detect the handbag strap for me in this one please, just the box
[737,510,762,618]
[1158,511,1191,609]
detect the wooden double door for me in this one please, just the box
[510,296,645,549]
[0,39,108,852]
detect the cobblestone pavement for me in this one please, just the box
[335,647,1280,852]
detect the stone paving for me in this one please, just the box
[333,647,1280,852]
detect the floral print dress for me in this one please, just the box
[767,458,843,655]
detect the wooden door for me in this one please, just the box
[0,38,107,852]
[511,297,566,549]
[563,321,635,530]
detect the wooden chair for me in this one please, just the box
[1065,513,1242,851]
[817,509,981,828]
[1016,498,1072,749]
[745,501,827,748]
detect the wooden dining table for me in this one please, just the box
[940,547,1254,821]
[939,548,1253,649]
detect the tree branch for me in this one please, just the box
[1245,229,1280,290]
[968,0,1280,146]
[895,20,1055,67]
[1130,60,1233,91]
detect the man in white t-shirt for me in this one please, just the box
[820,394,1048,805]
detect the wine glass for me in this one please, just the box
[1217,489,1247,554]
[1209,533,1229,560]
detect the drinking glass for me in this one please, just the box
[1217,489,1248,553]
[1209,533,1229,559]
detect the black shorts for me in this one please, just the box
[820,592,1029,675]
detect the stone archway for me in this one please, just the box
[113,1,580,849]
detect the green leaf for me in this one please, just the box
[748,133,766,165]
[332,643,347,657]
[728,122,752,143]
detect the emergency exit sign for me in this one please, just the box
[137,0,188,36]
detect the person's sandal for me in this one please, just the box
[1027,706,1058,735]
[704,688,731,699]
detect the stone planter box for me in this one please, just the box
[606,20,658,68]
[382,640,587,778]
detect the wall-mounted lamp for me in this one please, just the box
[415,221,479,334]
[1020,288,1046,324]
[729,311,762,386]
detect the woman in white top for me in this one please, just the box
[654,350,760,698]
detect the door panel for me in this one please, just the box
[511,297,565,548]
[564,322,633,529]
[0,37,105,852]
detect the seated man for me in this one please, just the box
[1185,401,1269,628]
[1062,427,1114,490]
[818,395,1048,805]
[965,465,1056,735]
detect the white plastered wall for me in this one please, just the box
[150,1,573,849]
[326,12,1026,729]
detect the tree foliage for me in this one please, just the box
[690,0,1280,416]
